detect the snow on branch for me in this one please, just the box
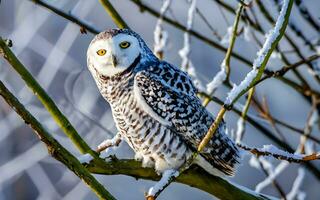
[225,0,293,106]
[207,5,243,94]
[179,0,204,90]
[238,143,320,163]
[179,0,196,71]
[255,161,289,193]
[286,168,306,200]
[252,0,290,69]
[206,61,227,94]
[249,155,289,195]
[153,0,171,59]
[235,117,245,144]
[220,27,233,45]
[225,70,257,105]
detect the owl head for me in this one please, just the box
[87,29,157,77]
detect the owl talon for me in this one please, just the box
[146,169,179,199]
[145,195,155,200]
[96,133,122,152]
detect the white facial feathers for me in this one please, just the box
[87,33,141,77]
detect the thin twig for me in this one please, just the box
[199,92,320,145]
[258,161,287,199]
[195,7,221,40]
[235,87,255,143]
[294,0,320,31]
[252,97,288,143]
[237,143,320,163]
[225,5,243,83]
[30,0,100,34]
[99,0,129,29]
[255,54,320,87]
[203,4,243,105]
[255,0,320,85]
[298,96,318,153]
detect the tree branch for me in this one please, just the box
[237,143,320,162]
[255,54,320,87]
[0,81,116,200]
[30,0,100,34]
[86,158,271,200]
[0,37,100,159]
[29,0,320,103]
[99,0,129,29]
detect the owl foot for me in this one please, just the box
[96,133,122,152]
[145,195,155,200]
[145,169,179,199]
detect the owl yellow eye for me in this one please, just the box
[119,41,130,49]
[96,49,106,56]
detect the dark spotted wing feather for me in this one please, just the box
[135,62,239,175]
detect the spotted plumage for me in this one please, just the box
[87,29,239,177]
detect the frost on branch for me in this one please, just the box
[243,25,252,42]
[153,0,171,58]
[225,0,290,105]
[206,60,227,94]
[252,0,289,69]
[179,0,204,90]
[286,168,306,200]
[225,69,257,105]
[238,143,320,162]
[179,0,196,71]
[249,155,289,193]
[220,26,233,45]
[255,160,289,193]
[235,117,245,144]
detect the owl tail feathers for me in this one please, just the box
[197,141,241,177]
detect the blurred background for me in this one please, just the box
[0,0,319,199]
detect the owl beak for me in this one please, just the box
[111,54,118,68]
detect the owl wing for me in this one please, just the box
[134,64,239,175]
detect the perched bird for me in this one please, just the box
[87,28,239,196]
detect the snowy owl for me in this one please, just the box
[87,28,239,196]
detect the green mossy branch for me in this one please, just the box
[87,159,271,200]
[0,37,97,158]
[0,81,116,200]
[99,0,129,29]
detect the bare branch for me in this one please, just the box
[238,143,320,163]
[30,0,100,34]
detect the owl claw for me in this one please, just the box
[96,133,122,152]
[146,169,179,199]
[145,195,155,200]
